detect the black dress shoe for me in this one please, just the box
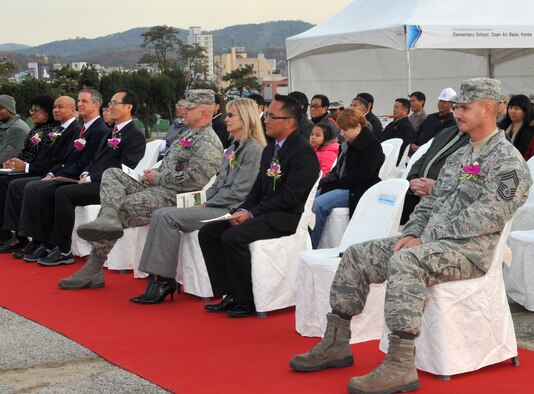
[23,245,49,262]
[204,295,236,312]
[12,241,40,259]
[129,276,177,304]
[226,304,256,318]
[0,236,28,253]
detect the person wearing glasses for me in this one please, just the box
[58,89,223,289]
[198,94,320,317]
[5,90,109,263]
[310,94,341,142]
[129,98,266,304]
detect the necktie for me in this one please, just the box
[79,125,86,137]
[112,126,118,136]
[57,126,65,133]
[273,143,280,160]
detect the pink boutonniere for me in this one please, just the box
[178,137,192,148]
[107,137,121,150]
[30,133,42,145]
[73,138,86,151]
[266,160,282,190]
[225,150,240,169]
[460,161,481,181]
[48,131,61,142]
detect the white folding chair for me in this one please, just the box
[296,179,409,342]
[399,138,433,179]
[177,173,323,310]
[134,139,162,173]
[380,221,518,378]
[396,144,411,174]
[379,142,400,180]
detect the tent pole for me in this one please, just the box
[488,51,494,78]
[287,60,293,91]
[406,49,412,95]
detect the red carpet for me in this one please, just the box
[0,256,531,393]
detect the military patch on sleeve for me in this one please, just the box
[497,170,519,201]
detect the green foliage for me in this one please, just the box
[50,65,80,95]
[140,25,181,71]
[222,65,262,96]
[0,61,18,80]
[0,78,57,117]
[178,43,209,90]
[78,64,100,91]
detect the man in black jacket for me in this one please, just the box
[379,98,415,165]
[0,96,81,253]
[401,126,470,224]
[198,94,320,317]
[356,92,383,138]
[19,89,146,265]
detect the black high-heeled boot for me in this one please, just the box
[129,275,177,304]
[129,274,157,303]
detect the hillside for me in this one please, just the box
[5,21,313,67]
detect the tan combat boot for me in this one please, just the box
[347,334,419,394]
[289,313,354,372]
[58,258,105,290]
[76,207,123,242]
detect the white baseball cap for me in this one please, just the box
[437,87,457,101]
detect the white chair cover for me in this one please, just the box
[176,230,214,298]
[317,207,350,249]
[505,204,534,311]
[378,144,394,180]
[379,221,517,376]
[399,138,433,179]
[396,144,411,173]
[134,139,162,172]
[296,179,409,342]
[71,205,100,257]
[380,138,402,180]
[250,173,322,313]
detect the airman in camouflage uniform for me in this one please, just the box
[290,78,532,394]
[59,90,223,290]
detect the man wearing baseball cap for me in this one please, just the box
[59,89,223,289]
[409,87,457,154]
[0,95,30,164]
[290,77,531,394]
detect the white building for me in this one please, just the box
[187,26,214,81]
[71,62,87,71]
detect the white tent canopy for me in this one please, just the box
[286,0,534,115]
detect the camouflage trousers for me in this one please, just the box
[330,235,485,336]
[89,168,175,262]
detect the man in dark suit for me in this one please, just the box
[19,89,146,266]
[356,92,383,138]
[198,94,320,317]
[289,91,314,141]
[0,96,81,253]
[379,98,415,165]
[6,89,109,261]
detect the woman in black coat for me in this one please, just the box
[310,107,384,249]
[504,94,534,156]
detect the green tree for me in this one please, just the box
[50,65,80,96]
[222,64,262,96]
[78,64,100,91]
[178,43,209,90]
[139,25,181,71]
[0,78,58,119]
[0,61,17,81]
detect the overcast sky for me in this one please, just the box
[3,0,352,46]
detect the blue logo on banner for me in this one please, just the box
[407,25,422,49]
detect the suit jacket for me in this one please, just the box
[28,121,81,176]
[239,130,320,233]
[85,120,146,182]
[50,117,109,178]
[320,127,384,215]
[379,117,415,165]
[408,126,470,182]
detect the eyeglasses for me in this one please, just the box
[265,112,291,120]
[226,112,239,118]
[310,105,325,109]
[29,107,43,115]
[108,100,126,107]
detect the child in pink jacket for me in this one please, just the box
[310,123,339,178]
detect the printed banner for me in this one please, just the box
[407,25,534,49]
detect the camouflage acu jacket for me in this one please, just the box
[402,129,531,272]
[153,124,223,200]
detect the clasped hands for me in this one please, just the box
[3,158,25,172]
[228,210,252,226]
[409,177,436,197]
